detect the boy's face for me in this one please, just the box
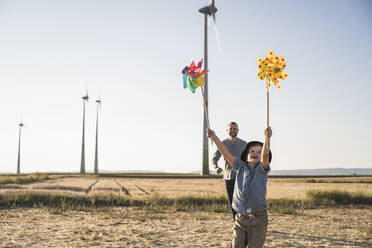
[246,145,262,165]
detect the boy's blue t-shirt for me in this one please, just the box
[231,157,270,214]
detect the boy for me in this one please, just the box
[207,127,272,248]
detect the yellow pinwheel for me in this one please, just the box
[257,50,289,128]
[257,50,289,91]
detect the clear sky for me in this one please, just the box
[0,0,371,173]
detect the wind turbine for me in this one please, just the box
[80,91,89,173]
[94,95,101,174]
[16,121,24,175]
[199,0,220,176]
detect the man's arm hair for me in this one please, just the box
[211,147,222,169]
[208,130,235,167]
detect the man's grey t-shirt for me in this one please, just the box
[211,138,247,180]
[231,158,270,214]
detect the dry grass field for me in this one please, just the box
[0,175,371,247]
[1,207,371,247]
[1,176,371,199]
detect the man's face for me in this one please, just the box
[227,124,239,138]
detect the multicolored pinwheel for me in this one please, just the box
[257,50,289,91]
[181,59,213,144]
[182,59,208,93]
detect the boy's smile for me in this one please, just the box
[247,145,262,166]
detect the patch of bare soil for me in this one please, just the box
[0,207,371,247]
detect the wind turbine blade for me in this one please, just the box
[208,15,212,26]
[85,85,89,100]
[82,87,89,101]
[212,15,222,54]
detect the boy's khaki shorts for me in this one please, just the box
[232,210,268,248]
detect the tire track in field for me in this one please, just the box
[33,185,86,192]
[135,185,149,195]
[85,180,99,193]
[115,180,130,195]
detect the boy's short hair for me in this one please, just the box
[240,141,272,163]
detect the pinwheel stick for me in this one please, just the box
[267,90,270,128]
[200,87,210,129]
[200,86,213,146]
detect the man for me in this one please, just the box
[211,122,247,221]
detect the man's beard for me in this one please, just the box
[229,132,237,137]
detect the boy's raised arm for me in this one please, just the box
[207,129,235,167]
[261,127,272,170]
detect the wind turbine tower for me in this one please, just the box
[94,97,101,174]
[199,0,218,176]
[17,121,24,175]
[80,92,89,173]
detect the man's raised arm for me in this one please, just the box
[207,129,235,168]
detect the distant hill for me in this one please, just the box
[99,170,166,174]
[270,168,372,176]
[192,168,372,176]
[2,168,371,176]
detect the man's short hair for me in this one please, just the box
[228,121,238,127]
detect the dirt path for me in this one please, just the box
[0,207,371,247]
